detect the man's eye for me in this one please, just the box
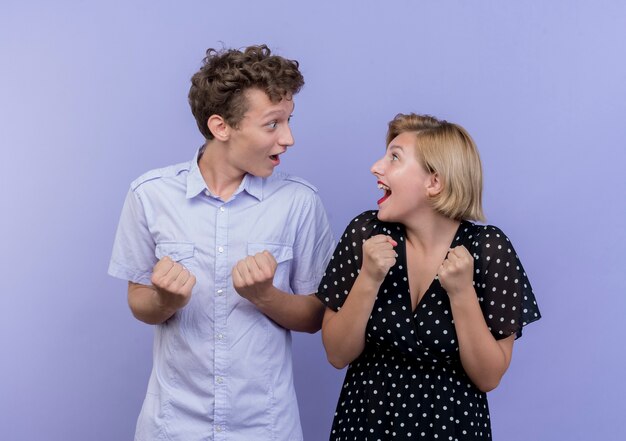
[268,121,278,129]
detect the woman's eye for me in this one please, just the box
[391,154,399,161]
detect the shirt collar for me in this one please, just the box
[185,147,209,199]
[185,147,264,201]
[242,174,264,201]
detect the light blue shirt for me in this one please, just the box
[108,149,335,441]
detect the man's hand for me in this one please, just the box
[150,256,196,311]
[232,251,277,303]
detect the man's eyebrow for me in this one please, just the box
[262,101,295,119]
[262,109,288,119]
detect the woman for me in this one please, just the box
[316,113,541,440]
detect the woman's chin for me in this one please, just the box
[376,209,390,222]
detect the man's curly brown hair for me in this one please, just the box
[188,44,304,140]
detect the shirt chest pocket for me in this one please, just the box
[155,242,195,264]
[247,242,294,292]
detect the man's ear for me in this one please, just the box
[207,115,230,141]
[426,172,443,197]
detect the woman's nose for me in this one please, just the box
[370,157,384,176]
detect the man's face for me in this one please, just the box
[226,88,295,178]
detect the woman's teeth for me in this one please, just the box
[377,182,391,205]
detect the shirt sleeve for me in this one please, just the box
[315,212,375,311]
[289,192,336,295]
[472,225,541,340]
[108,187,157,285]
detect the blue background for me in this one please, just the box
[1,1,625,440]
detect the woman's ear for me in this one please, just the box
[426,172,443,197]
[207,115,230,141]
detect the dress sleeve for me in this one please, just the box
[316,212,375,311]
[472,225,541,340]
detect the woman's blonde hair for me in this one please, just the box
[386,113,485,221]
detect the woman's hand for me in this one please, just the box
[438,245,474,298]
[361,235,398,283]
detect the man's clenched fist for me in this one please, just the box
[151,256,196,310]
[232,251,277,303]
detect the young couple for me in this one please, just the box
[109,44,541,441]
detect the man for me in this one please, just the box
[108,45,334,441]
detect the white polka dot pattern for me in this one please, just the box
[316,211,541,440]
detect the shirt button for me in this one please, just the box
[216,426,222,433]
[219,206,225,212]
[217,289,223,296]
[218,246,224,253]
[216,376,223,384]
[217,333,224,340]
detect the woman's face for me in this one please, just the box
[370,132,434,223]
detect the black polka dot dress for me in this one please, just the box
[316,211,541,440]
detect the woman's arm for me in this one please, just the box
[448,291,515,392]
[320,235,397,369]
[439,245,514,392]
[321,272,383,368]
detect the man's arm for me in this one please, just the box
[248,289,325,334]
[128,256,196,325]
[231,251,324,333]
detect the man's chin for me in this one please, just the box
[250,168,274,178]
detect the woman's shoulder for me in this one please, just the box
[463,222,512,246]
[342,210,402,240]
[342,210,379,237]
[347,210,379,227]
[462,222,525,267]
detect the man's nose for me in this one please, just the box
[279,125,294,147]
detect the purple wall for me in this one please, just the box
[1,1,624,440]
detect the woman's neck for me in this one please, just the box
[403,211,461,254]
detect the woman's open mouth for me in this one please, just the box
[377,181,391,205]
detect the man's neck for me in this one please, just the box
[197,141,245,201]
